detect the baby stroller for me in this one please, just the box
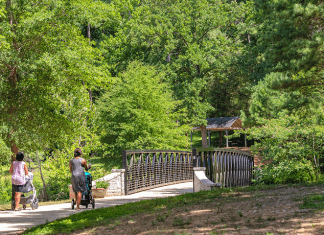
[11,172,39,210]
[71,171,95,209]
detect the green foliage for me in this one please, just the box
[96,61,190,154]
[255,159,316,185]
[240,1,324,184]
[100,0,255,124]
[39,151,71,201]
[0,138,11,165]
[254,0,324,94]
[0,166,11,204]
[243,76,324,183]
[95,181,109,189]
[0,0,111,153]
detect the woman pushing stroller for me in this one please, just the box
[10,152,28,211]
[69,148,91,210]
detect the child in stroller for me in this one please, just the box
[71,171,95,209]
[11,172,39,210]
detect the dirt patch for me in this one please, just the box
[71,185,324,235]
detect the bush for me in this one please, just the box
[0,165,12,204]
[96,181,109,189]
[255,158,316,184]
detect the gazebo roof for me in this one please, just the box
[193,116,242,131]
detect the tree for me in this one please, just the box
[254,0,324,94]
[0,0,110,156]
[96,61,190,154]
[100,0,247,127]
[99,0,258,147]
[241,0,324,182]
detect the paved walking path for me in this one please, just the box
[0,182,193,235]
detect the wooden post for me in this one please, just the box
[226,130,229,148]
[208,130,211,147]
[220,131,223,147]
[201,125,208,148]
[244,134,247,147]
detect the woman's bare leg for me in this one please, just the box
[14,192,21,210]
[76,191,82,209]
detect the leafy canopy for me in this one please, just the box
[100,0,253,125]
[0,0,111,151]
[96,61,190,154]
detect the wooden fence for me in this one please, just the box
[193,148,254,188]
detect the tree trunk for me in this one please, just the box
[37,151,48,201]
[7,0,19,160]
[10,143,18,162]
[87,23,91,43]
[200,125,208,148]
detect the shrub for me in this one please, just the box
[255,158,316,184]
[0,176,12,204]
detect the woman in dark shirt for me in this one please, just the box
[69,148,90,210]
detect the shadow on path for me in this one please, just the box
[0,181,193,235]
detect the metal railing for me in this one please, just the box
[193,148,254,188]
[122,150,193,195]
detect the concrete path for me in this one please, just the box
[0,182,193,235]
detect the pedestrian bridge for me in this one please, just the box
[95,148,254,196]
[1,148,254,235]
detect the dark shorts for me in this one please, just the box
[12,184,24,193]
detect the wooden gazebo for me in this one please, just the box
[192,116,246,148]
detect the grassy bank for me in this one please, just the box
[23,182,324,235]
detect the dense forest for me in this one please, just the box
[1,0,324,202]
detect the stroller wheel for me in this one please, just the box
[71,199,75,210]
[92,199,95,209]
[23,205,27,210]
[11,201,15,210]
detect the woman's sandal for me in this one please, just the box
[14,208,21,211]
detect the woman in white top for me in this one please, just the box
[10,152,28,211]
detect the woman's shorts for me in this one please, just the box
[12,184,24,193]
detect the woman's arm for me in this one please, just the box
[69,162,72,172]
[24,164,28,175]
[9,163,13,174]
[82,159,90,171]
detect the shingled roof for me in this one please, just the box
[193,116,242,131]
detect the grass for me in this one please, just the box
[22,181,324,235]
[23,188,233,234]
[301,194,324,210]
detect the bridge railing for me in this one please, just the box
[193,148,254,188]
[122,150,193,195]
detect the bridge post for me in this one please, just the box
[192,148,197,167]
[192,148,197,190]
[122,150,128,195]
